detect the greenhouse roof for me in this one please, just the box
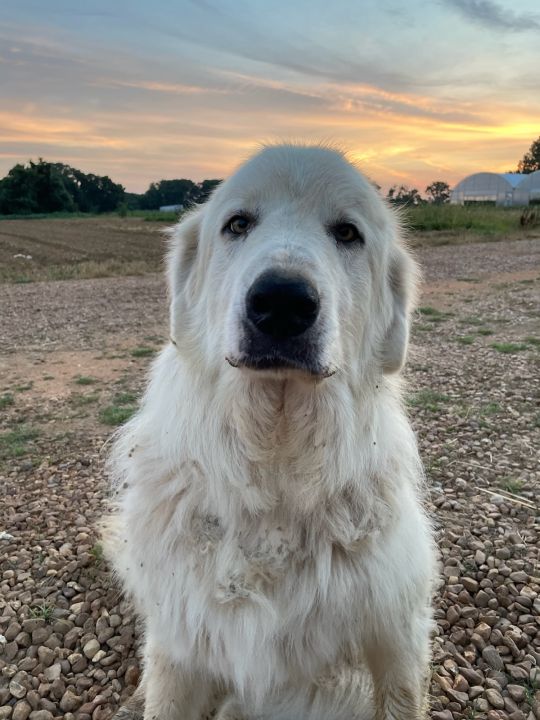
[500,173,525,187]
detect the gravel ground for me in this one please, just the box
[0,237,539,720]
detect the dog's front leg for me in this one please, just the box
[366,617,431,720]
[142,643,214,720]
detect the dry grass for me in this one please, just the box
[0,216,167,283]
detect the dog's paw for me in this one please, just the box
[111,694,144,720]
[111,709,144,720]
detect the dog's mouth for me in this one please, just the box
[226,353,335,379]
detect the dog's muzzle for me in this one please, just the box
[232,270,329,376]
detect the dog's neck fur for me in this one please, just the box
[221,373,398,537]
[225,373,368,463]
[194,352,416,523]
[116,345,420,541]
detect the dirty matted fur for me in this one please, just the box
[104,144,436,720]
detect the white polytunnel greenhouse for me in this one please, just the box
[450,171,540,206]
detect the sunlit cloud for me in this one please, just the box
[96,79,229,95]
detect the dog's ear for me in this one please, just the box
[380,244,418,374]
[166,209,202,300]
[167,210,204,345]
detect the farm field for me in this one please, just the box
[0,216,168,283]
[0,234,539,719]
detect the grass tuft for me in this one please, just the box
[14,382,33,392]
[113,392,137,404]
[130,346,155,358]
[417,306,452,323]
[74,375,98,385]
[30,602,55,623]
[490,342,529,354]
[479,402,501,416]
[408,390,450,412]
[499,477,524,494]
[99,405,137,426]
[0,393,14,409]
[90,542,105,566]
[0,426,39,460]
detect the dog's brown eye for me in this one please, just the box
[225,215,252,235]
[332,223,363,244]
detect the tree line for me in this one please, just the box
[1,137,538,215]
[0,159,222,216]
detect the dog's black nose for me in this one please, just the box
[246,271,319,338]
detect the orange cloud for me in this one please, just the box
[0,86,537,193]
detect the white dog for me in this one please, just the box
[105,145,436,720]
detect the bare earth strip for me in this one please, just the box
[0,238,539,719]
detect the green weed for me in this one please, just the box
[407,390,450,412]
[0,426,39,460]
[490,342,529,353]
[0,393,14,409]
[74,375,98,385]
[130,346,155,358]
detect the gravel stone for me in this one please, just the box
[483,645,505,671]
[42,663,62,682]
[5,622,22,641]
[486,688,505,709]
[507,684,526,703]
[30,628,50,645]
[83,638,101,660]
[12,702,31,720]
[59,690,83,712]
[37,646,55,667]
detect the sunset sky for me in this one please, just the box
[1,0,539,193]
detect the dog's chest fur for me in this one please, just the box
[118,457,390,695]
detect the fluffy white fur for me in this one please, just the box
[104,145,436,720]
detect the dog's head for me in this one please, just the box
[168,145,417,383]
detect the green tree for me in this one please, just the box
[387,185,423,206]
[0,159,75,214]
[51,164,124,212]
[141,179,197,210]
[124,192,143,210]
[190,179,222,203]
[0,159,124,215]
[75,172,125,212]
[517,136,540,174]
[0,163,38,214]
[425,181,450,204]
